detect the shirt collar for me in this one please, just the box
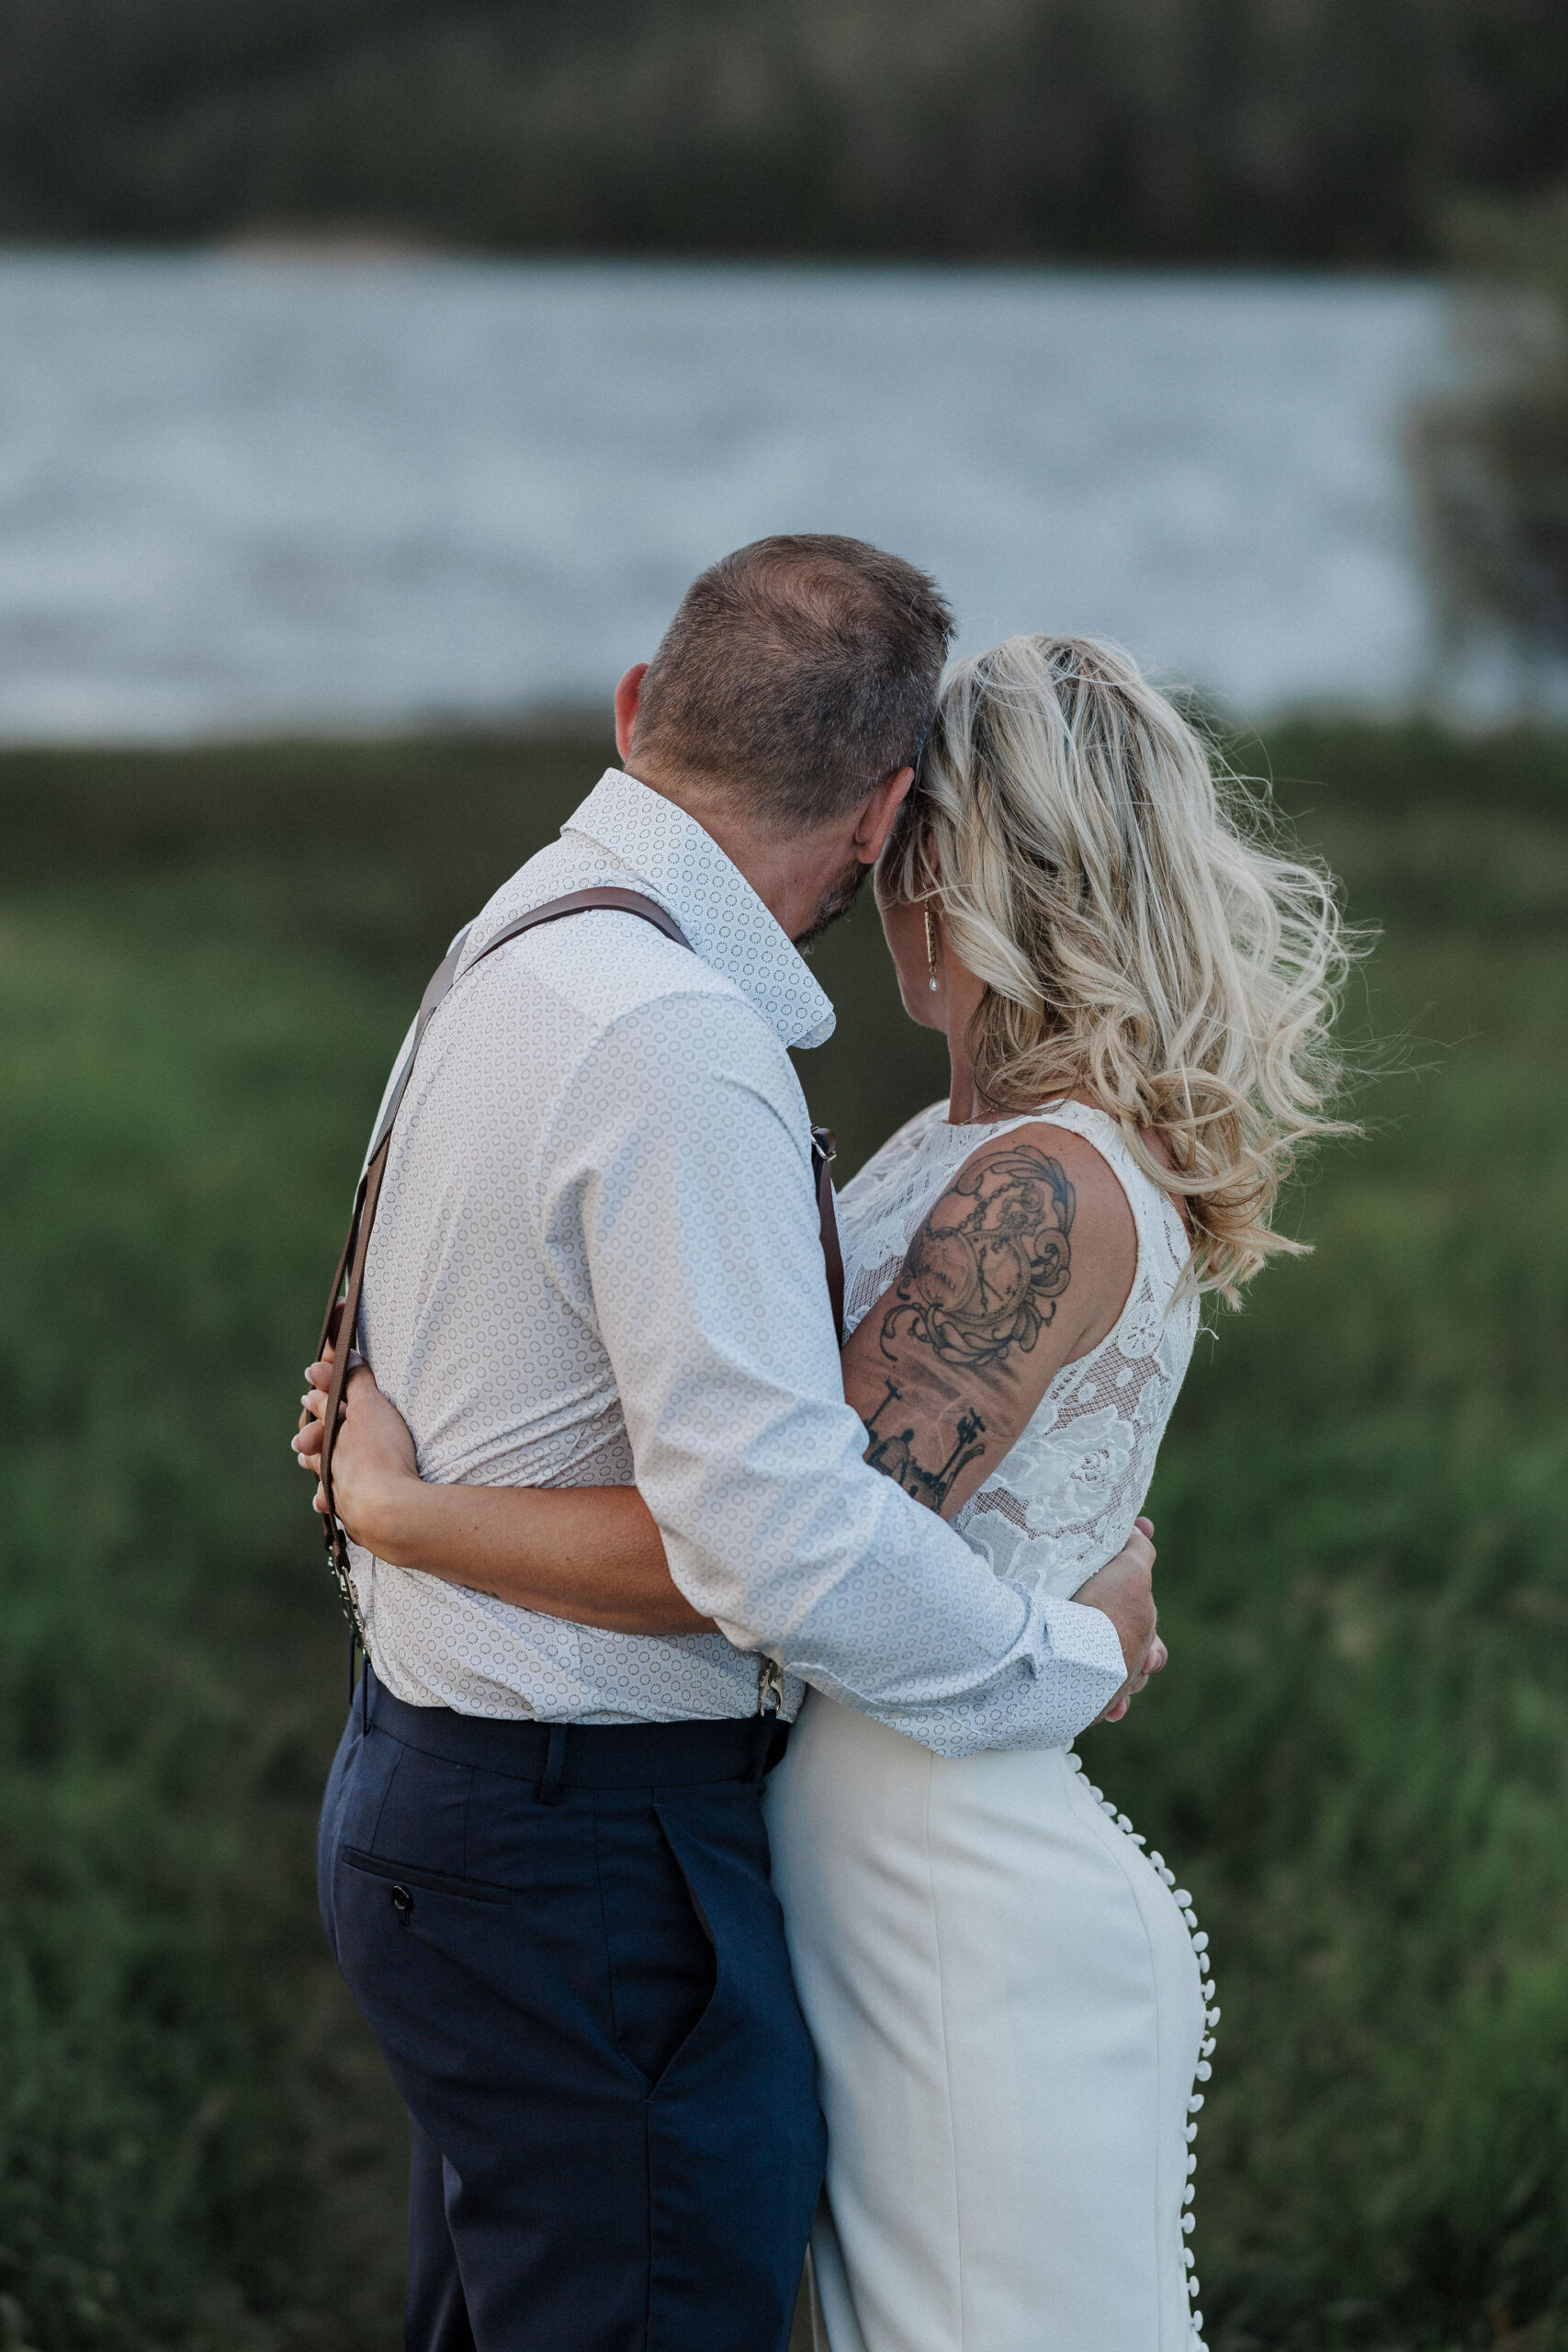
[561,769,837,1051]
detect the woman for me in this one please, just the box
[299,635,1349,2349]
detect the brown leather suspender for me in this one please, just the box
[312,888,845,1637]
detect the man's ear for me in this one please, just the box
[615,664,649,763]
[852,766,916,864]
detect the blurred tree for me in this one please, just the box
[5,0,1568,262]
[1408,187,1568,672]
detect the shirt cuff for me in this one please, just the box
[1039,1593,1129,1689]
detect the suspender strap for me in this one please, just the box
[311,887,846,1634]
[811,1126,845,1340]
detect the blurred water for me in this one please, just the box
[0,254,1453,741]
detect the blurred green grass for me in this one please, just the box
[0,721,1564,2350]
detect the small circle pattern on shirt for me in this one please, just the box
[347,781,836,1724]
[1070,1752,1217,2351]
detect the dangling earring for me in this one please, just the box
[924,905,941,993]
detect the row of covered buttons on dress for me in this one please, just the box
[1070,1755,1219,2350]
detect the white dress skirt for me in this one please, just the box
[767,1704,1208,2350]
[765,1102,1213,2351]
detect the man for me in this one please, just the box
[309,537,1157,2352]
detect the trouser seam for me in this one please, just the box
[366,1733,403,1853]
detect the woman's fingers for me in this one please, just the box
[293,1387,329,1460]
[293,1342,380,1529]
[292,1351,419,1550]
[294,1361,371,1450]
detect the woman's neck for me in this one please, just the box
[939,972,1082,1127]
[941,968,995,1125]
[945,1058,991,1125]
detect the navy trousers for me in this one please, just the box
[318,1667,825,2352]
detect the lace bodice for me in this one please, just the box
[839,1098,1200,1602]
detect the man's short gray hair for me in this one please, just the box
[633,535,955,831]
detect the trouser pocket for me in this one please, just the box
[638,1785,826,2352]
[592,1792,719,2089]
[342,1845,510,1904]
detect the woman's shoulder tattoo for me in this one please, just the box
[879,1142,1076,1376]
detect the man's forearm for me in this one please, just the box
[570,1000,1128,1748]
[365,1480,710,1635]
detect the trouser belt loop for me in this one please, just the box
[538,1724,568,1805]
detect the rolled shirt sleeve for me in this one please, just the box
[537,991,1127,1758]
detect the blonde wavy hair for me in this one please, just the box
[882,634,1358,1302]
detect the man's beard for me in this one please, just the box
[793,854,870,951]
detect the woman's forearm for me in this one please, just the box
[364,1479,711,1635]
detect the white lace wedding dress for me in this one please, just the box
[765,1100,1215,2352]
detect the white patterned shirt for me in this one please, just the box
[350,768,1126,1755]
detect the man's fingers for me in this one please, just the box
[1098,1627,1169,1725]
